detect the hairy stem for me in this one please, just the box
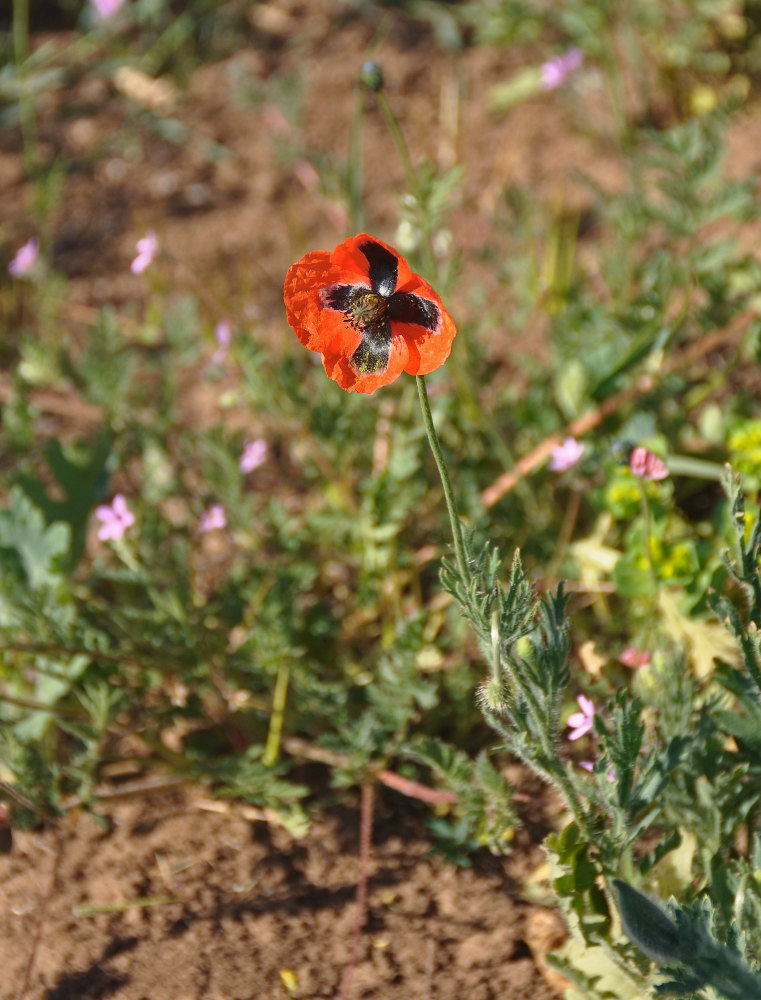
[415,375,468,582]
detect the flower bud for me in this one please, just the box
[359,61,384,92]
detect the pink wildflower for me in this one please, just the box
[628,446,668,481]
[131,230,158,275]
[324,201,349,232]
[567,694,595,741]
[579,759,615,782]
[8,237,39,277]
[549,437,584,472]
[293,159,320,191]
[211,320,231,363]
[541,47,584,91]
[261,103,291,137]
[95,494,135,542]
[199,504,227,533]
[619,646,651,668]
[239,439,267,474]
[91,0,126,18]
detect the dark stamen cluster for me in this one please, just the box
[321,239,441,376]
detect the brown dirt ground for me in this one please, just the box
[1,784,566,1000]
[5,2,761,998]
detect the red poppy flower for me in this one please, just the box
[284,233,456,394]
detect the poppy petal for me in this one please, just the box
[402,304,456,375]
[331,233,414,292]
[284,251,360,357]
[324,334,409,394]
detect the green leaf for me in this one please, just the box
[613,879,681,964]
[0,488,70,590]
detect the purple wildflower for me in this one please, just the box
[131,230,158,275]
[567,694,595,741]
[549,437,584,472]
[541,47,584,91]
[8,237,39,278]
[95,494,135,541]
[91,0,126,19]
[579,758,615,782]
[199,504,227,533]
[211,320,232,363]
[239,439,267,474]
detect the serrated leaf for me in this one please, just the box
[713,709,761,753]
[0,488,70,589]
[15,654,90,741]
[552,936,651,1000]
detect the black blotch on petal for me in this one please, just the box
[349,319,392,374]
[388,292,439,331]
[358,240,398,297]
[321,284,356,312]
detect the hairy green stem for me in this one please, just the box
[551,759,593,834]
[348,86,366,235]
[638,480,660,602]
[415,374,468,582]
[375,91,436,278]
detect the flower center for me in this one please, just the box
[346,289,389,331]
[321,263,441,378]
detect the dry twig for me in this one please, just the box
[481,310,754,507]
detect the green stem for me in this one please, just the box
[12,0,28,65]
[638,480,660,602]
[376,87,535,520]
[375,91,436,278]
[13,0,38,178]
[264,661,291,765]
[415,374,468,582]
[0,691,81,715]
[553,762,593,835]
[348,86,366,235]
[665,454,726,480]
[375,91,417,199]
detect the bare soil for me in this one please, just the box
[1,785,565,1000]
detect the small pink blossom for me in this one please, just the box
[95,494,135,541]
[199,504,227,533]
[628,446,669,481]
[261,103,291,137]
[541,47,584,91]
[549,437,584,472]
[211,320,231,363]
[324,201,349,232]
[131,230,158,275]
[239,439,267,474]
[579,759,615,782]
[567,694,595,741]
[91,0,126,19]
[293,159,320,191]
[619,646,651,668]
[8,237,39,277]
